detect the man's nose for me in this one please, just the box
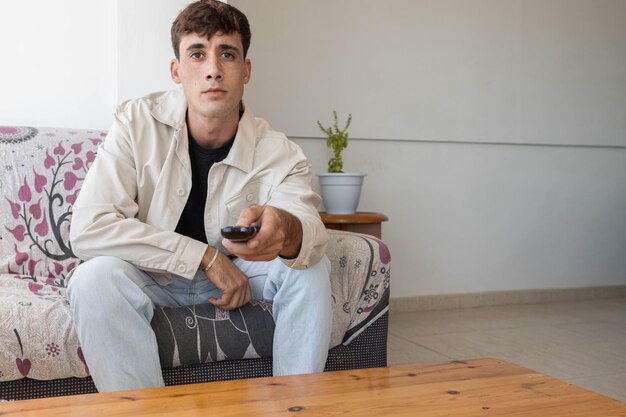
[206,58,223,80]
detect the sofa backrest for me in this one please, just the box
[0,126,105,286]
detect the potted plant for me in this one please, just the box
[316,111,366,215]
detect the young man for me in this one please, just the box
[67,0,332,392]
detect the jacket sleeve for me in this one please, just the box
[268,148,329,270]
[69,111,207,279]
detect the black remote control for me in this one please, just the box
[220,225,260,242]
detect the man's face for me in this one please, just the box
[170,31,251,123]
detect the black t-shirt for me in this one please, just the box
[174,133,234,243]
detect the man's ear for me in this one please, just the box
[243,58,252,84]
[170,59,181,84]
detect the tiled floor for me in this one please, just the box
[387,297,626,402]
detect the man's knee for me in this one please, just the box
[292,256,331,289]
[68,256,137,301]
[268,256,331,298]
[68,256,155,319]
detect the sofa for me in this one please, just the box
[0,126,391,401]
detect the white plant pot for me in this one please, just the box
[317,173,366,215]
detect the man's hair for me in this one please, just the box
[171,0,251,60]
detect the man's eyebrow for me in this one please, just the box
[185,42,241,54]
[218,43,240,53]
[186,43,207,51]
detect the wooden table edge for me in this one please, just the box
[3,358,625,416]
[319,212,389,224]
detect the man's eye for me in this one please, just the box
[190,52,204,59]
[221,52,234,60]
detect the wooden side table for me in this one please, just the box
[319,212,388,239]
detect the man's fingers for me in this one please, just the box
[208,285,252,311]
[236,205,264,226]
[208,293,238,310]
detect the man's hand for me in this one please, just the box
[222,205,303,261]
[202,247,251,310]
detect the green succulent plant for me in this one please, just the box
[317,111,352,173]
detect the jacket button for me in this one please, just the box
[177,264,186,273]
[177,188,186,197]
[246,193,254,202]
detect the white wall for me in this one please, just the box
[0,0,117,130]
[116,0,190,103]
[0,0,188,130]
[296,139,626,297]
[1,1,625,298]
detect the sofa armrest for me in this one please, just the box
[326,230,391,346]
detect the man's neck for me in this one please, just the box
[186,109,240,149]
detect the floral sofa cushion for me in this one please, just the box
[0,126,391,382]
[1,126,103,280]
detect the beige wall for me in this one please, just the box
[234,0,626,147]
[233,0,626,297]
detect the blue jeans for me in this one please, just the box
[67,255,332,392]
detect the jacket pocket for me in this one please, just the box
[224,181,273,223]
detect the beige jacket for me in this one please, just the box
[70,88,328,283]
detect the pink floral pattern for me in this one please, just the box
[1,127,104,382]
[1,127,104,288]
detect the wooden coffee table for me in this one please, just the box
[2,358,625,416]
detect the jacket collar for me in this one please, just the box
[150,88,188,131]
[150,88,256,173]
[224,106,256,173]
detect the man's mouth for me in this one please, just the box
[203,87,226,94]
